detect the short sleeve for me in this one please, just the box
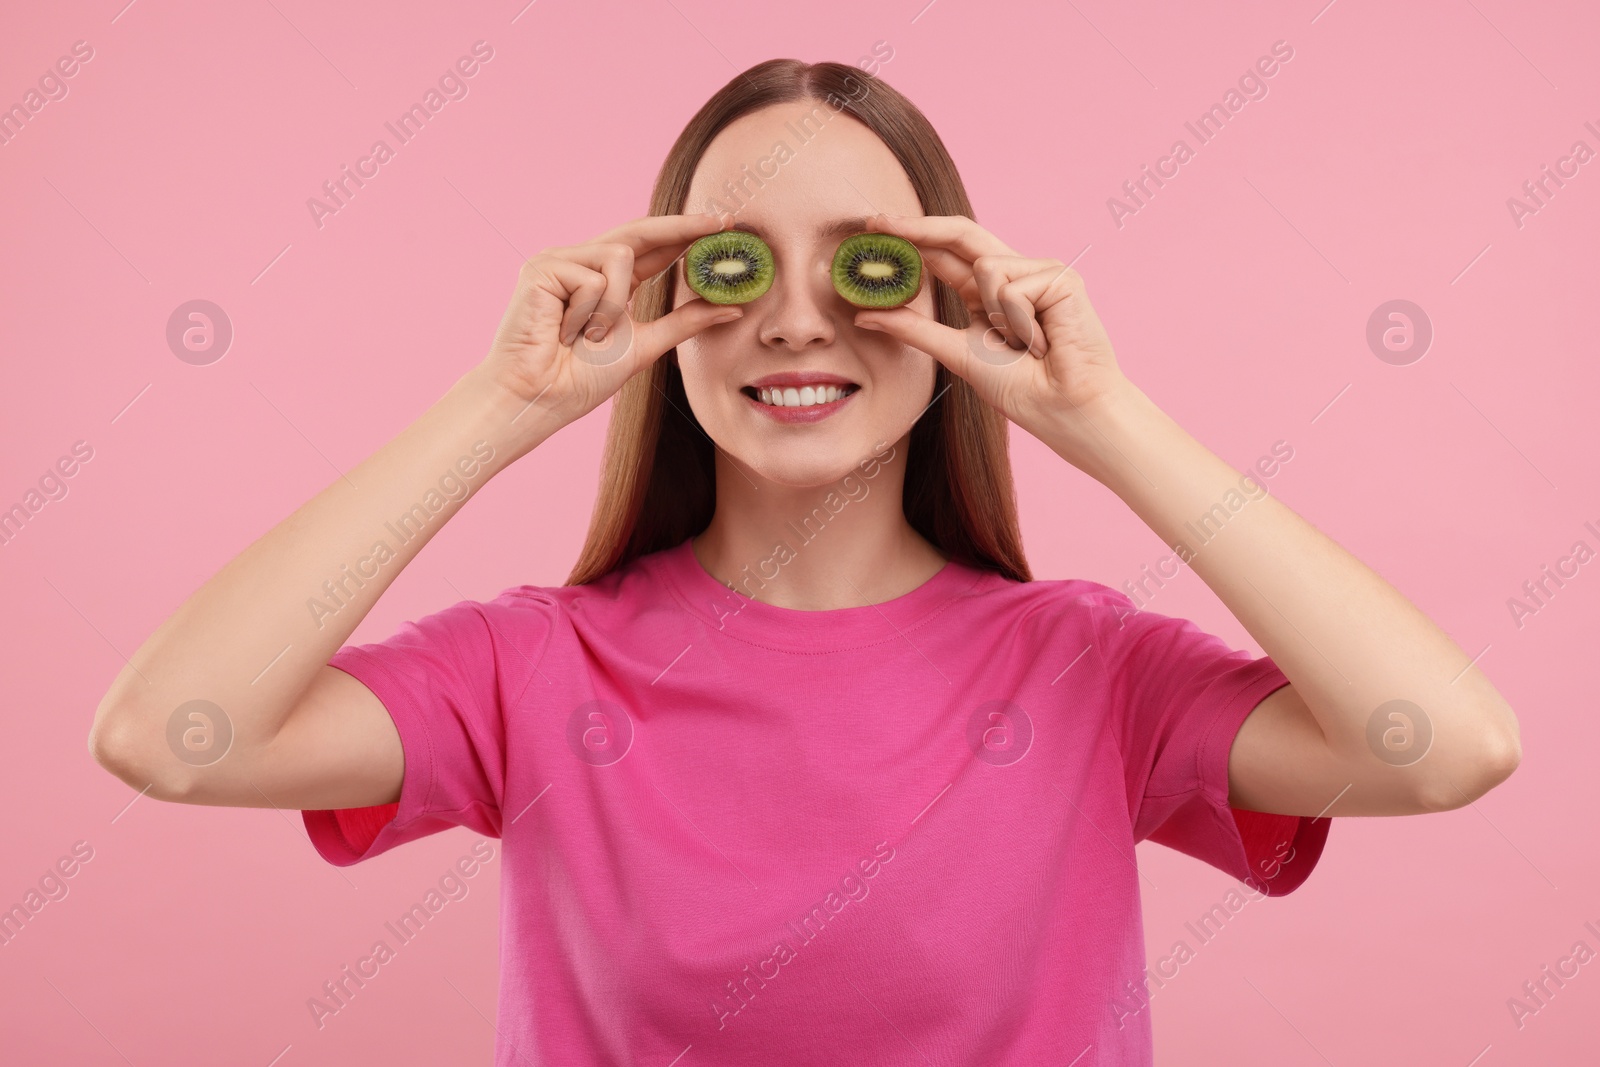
[300,593,550,866]
[1087,590,1330,896]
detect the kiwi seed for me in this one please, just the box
[683,231,775,305]
[831,232,923,309]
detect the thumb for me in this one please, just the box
[855,306,1028,386]
[636,299,744,365]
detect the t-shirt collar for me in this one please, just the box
[656,535,986,653]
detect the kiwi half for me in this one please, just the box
[683,231,775,305]
[831,233,923,309]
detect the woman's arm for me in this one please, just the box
[88,211,741,810]
[87,367,553,808]
[848,212,1521,818]
[1048,378,1521,818]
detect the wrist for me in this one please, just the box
[1037,375,1161,486]
[435,365,562,474]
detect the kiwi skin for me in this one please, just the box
[831,232,924,310]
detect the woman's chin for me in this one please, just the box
[728,444,880,491]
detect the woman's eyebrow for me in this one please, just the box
[730,216,874,240]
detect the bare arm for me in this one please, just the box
[88,369,551,809]
[846,212,1521,818]
[88,211,742,810]
[1054,380,1521,817]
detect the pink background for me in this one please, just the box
[3,0,1596,1062]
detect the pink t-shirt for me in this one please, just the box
[303,536,1330,1065]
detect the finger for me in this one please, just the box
[516,253,600,340]
[554,213,732,344]
[997,270,1065,359]
[864,212,1019,266]
[915,248,1060,349]
[915,245,987,315]
[1018,264,1105,361]
[568,294,743,374]
[865,216,1038,328]
[587,211,730,283]
[551,243,637,345]
[876,242,995,326]
[551,266,607,348]
[973,257,1066,354]
[853,304,1004,391]
[634,299,743,366]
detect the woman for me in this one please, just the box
[89,59,1520,1064]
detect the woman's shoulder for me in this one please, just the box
[965,563,1134,613]
[956,564,1159,646]
[481,541,679,615]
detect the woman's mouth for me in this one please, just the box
[740,383,860,423]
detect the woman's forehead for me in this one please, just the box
[687,102,921,220]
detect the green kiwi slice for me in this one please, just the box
[683,230,775,305]
[831,232,923,309]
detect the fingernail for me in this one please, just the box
[712,308,742,322]
[857,319,883,332]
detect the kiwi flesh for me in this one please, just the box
[683,231,775,305]
[831,233,923,309]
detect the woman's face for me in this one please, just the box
[671,100,938,489]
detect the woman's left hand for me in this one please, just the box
[852,213,1132,456]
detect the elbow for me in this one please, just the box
[87,705,193,803]
[1474,713,1524,798]
[1415,722,1522,813]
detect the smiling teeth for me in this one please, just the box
[758,385,851,407]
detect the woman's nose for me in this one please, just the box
[757,258,839,351]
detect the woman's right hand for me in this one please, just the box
[478,211,744,429]
[87,211,748,814]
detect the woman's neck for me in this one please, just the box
[692,445,947,611]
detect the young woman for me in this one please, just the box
[90,59,1520,1064]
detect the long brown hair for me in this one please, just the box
[565,58,1033,586]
